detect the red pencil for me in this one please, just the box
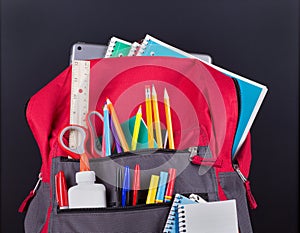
[164,168,176,203]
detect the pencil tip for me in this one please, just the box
[164,88,169,98]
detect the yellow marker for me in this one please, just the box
[145,86,154,148]
[146,175,159,204]
[106,98,129,152]
[164,88,175,149]
[131,105,142,150]
[152,85,163,148]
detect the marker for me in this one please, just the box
[55,171,69,209]
[152,85,163,148]
[115,167,123,207]
[145,86,154,148]
[122,166,130,207]
[131,106,142,151]
[164,88,175,149]
[146,175,159,204]
[164,168,176,203]
[107,98,129,152]
[103,104,111,156]
[132,164,140,206]
[155,171,168,203]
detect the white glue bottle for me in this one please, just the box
[68,171,106,209]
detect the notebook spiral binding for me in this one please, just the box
[128,42,140,56]
[163,194,183,233]
[137,37,150,55]
[104,37,117,58]
[178,205,187,232]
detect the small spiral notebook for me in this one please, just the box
[104,37,132,58]
[127,42,141,56]
[178,199,239,233]
[137,34,268,158]
[163,194,197,233]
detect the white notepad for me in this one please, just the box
[178,199,239,233]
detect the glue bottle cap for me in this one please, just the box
[76,171,96,183]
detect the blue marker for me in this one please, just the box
[103,104,111,156]
[155,171,168,203]
[122,166,130,207]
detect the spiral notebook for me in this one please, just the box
[163,194,197,233]
[178,199,239,233]
[127,42,141,56]
[137,34,268,157]
[104,37,132,58]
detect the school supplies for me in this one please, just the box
[163,194,197,233]
[155,172,168,203]
[164,88,175,149]
[152,85,163,148]
[104,37,132,58]
[164,168,176,203]
[55,171,69,209]
[115,167,123,207]
[127,42,141,56]
[131,105,142,150]
[137,34,268,157]
[122,166,130,207]
[178,199,239,233]
[110,116,122,153]
[107,98,129,152]
[145,86,154,148]
[69,60,90,149]
[146,175,159,204]
[132,164,140,206]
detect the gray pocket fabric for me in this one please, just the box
[219,172,253,233]
[47,151,219,232]
[24,182,50,233]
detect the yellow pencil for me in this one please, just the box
[106,98,129,152]
[145,86,154,148]
[152,85,163,148]
[131,105,142,151]
[164,88,175,149]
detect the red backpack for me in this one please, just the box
[20,56,256,233]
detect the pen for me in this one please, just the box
[131,105,142,151]
[107,98,129,152]
[132,164,140,206]
[103,104,111,156]
[164,168,176,203]
[55,171,69,209]
[164,88,175,149]
[155,171,168,203]
[152,85,163,148]
[145,86,154,148]
[115,167,123,207]
[122,166,130,207]
[146,175,159,204]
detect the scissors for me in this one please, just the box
[58,111,104,160]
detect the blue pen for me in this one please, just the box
[122,166,130,207]
[103,104,111,156]
[155,171,168,203]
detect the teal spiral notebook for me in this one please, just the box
[163,194,196,233]
[137,34,268,157]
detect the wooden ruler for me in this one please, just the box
[69,60,90,149]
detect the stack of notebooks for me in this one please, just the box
[103,34,268,159]
[163,194,239,233]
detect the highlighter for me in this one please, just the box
[164,168,176,203]
[146,175,159,204]
[155,171,168,203]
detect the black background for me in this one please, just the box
[1,0,299,232]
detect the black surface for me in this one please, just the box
[1,0,299,232]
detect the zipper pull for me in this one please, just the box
[18,173,42,213]
[188,146,198,161]
[233,164,257,209]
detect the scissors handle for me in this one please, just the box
[87,111,104,158]
[58,125,87,159]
